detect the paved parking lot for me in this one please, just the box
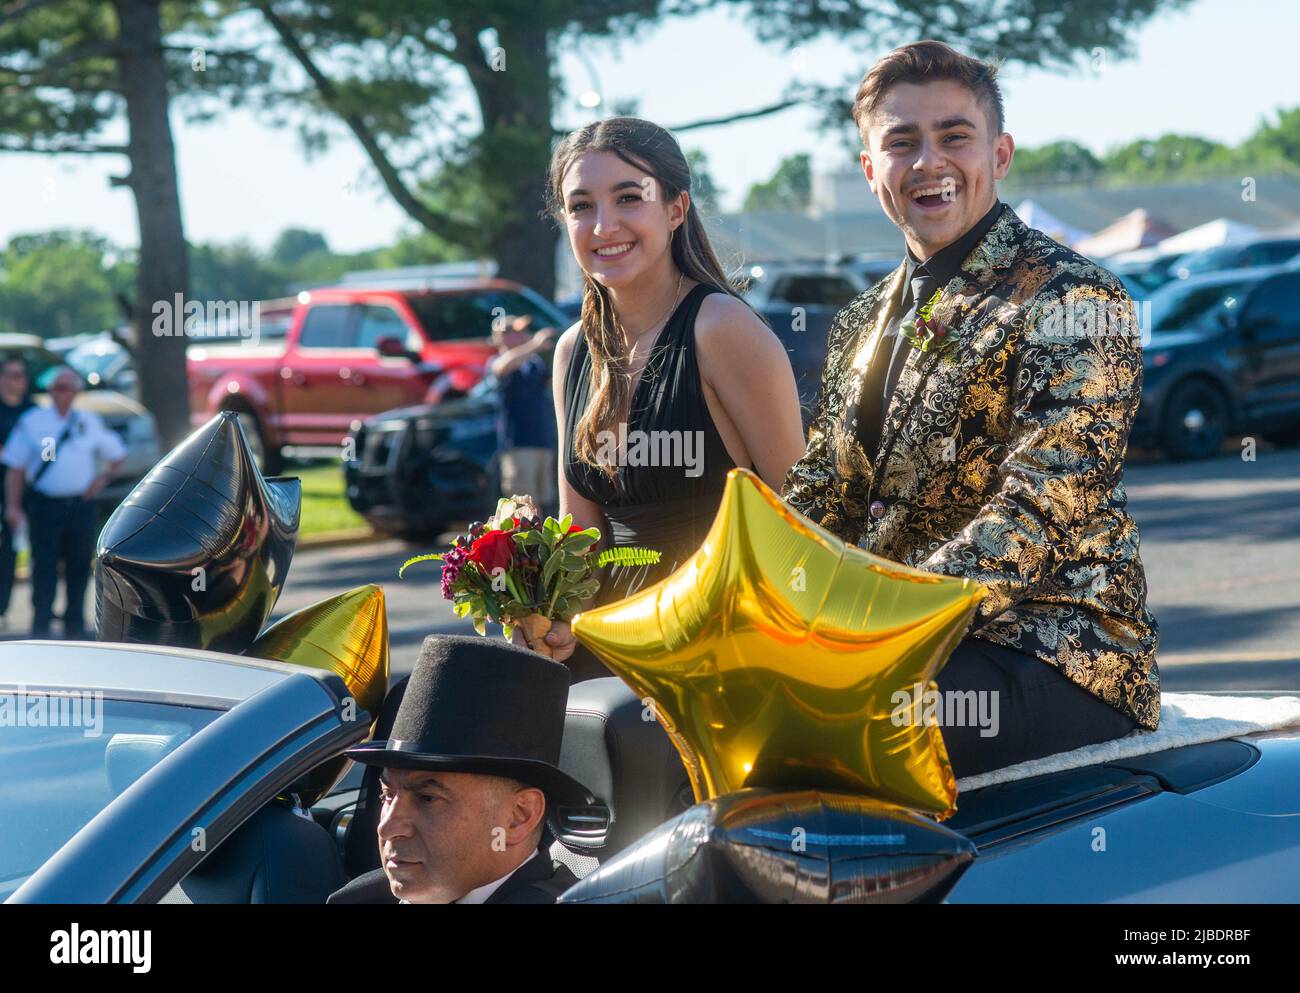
[7,444,1298,692]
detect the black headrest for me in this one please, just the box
[556,678,693,861]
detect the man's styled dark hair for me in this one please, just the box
[853,40,1005,142]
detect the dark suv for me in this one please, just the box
[1132,261,1300,458]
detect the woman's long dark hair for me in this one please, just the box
[546,117,741,480]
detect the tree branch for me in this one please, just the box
[669,96,805,132]
[0,141,128,155]
[253,0,476,244]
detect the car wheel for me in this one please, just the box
[1159,379,1228,460]
[228,408,283,475]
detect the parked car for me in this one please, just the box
[1170,237,1300,282]
[1108,253,1186,294]
[187,280,569,474]
[0,335,160,507]
[67,336,136,395]
[743,260,873,311]
[343,377,500,540]
[6,638,1300,903]
[743,262,886,420]
[1132,261,1300,458]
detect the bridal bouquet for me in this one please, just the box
[399,496,660,657]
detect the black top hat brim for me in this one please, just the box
[345,740,596,807]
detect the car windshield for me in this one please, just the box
[1148,279,1251,333]
[0,694,220,898]
[67,342,128,387]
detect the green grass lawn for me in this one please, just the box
[292,462,370,539]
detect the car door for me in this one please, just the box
[353,302,431,412]
[280,302,358,447]
[1237,273,1300,421]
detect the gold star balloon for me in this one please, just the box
[246,584,390,805]
[571,468,985,819]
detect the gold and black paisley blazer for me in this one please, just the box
[782,207,1160,730]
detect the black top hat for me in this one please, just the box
[346,635,595,806]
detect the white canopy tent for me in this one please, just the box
[1155,218,1258,256]
[1013,199,1089,247]
[1075,209,1179,259]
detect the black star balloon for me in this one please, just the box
[95,411,301,653]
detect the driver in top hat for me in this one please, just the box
[328,635,595,904]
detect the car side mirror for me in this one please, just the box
[375,335,414,359]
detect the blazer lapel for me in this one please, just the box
[483,845,557,904]
[841,261,907,421]
[871,207,1024,482]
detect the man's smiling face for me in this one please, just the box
[860,79,1014,260]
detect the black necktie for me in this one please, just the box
[856,267,937,460]
[882,268,939,403]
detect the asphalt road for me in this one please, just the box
[9,444,1298,692]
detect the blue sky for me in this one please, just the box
[3,0,1296,254]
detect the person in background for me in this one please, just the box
[0,356,35,631]
[490,313,560,519]
[2,366,126,640]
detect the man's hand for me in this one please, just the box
[532,327,559,351]
[542,618,576,661]
[510,617,577,662]
[5,507,24,534]
[81,473,111,502]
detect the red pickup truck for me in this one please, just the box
[187,281,570,473]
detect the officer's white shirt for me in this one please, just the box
[1,405,127,498]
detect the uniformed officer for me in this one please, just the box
[2,366,126,639]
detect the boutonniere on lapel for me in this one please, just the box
[901,288,956,355]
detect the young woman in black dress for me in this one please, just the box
[514,117,806,676]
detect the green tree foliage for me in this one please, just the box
[243,0,1186,298]
[1009,140,1102,182]
[743,153,811,211]
[270,228,331,265]
[0,231,131,337]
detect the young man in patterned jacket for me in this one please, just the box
[783,40,1160,777]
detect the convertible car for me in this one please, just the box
[4,640,1300,903]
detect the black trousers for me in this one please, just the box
[565,635,1138,782]
[27,492,97,638]
[934,636,1139,779]
[0,515,16,616]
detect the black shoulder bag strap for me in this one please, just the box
[29,411,78,493]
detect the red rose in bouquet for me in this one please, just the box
[466,527,516,575]
[399,495,660,657]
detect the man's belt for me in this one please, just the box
[26,489,85,505]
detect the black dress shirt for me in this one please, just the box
[855,199,1007,460]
